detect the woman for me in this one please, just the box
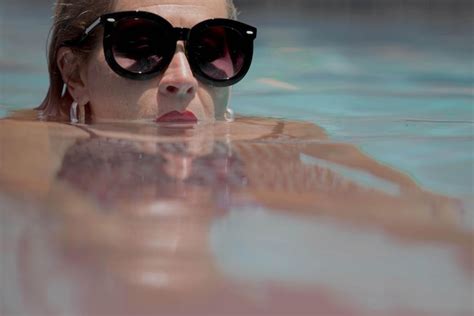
[38,0,252,123]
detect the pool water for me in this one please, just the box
[1,2,473,315]
[236,11,473,199]
[1,3,472,199]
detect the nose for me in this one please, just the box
[158,46,198,99]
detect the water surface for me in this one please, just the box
[1,118,472,315]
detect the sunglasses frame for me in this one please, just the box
[69,11,257,86]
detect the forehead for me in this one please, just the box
[113,0,228,26]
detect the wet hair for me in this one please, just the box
[37,0,237,120]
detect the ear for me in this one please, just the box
[57,47,90,105]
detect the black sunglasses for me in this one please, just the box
[68,11,257,86]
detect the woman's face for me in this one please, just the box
[81,0,230,122]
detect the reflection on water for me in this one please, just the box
[0,118,472,316]
[211,206,472,312]
[57,137,247,209]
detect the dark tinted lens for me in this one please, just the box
[193,26,246,80]
[111,18,169,74]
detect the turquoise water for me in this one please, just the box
[1,4,472,200]
[234,12,473,199]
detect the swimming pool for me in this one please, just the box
[1,1,473,315]
[2,2,472,199]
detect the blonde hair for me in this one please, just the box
[227,0,238,19]
[37,0,237,120]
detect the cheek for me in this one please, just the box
[84,50,157,119]
[198,85,230,118]
[85,49,116,96]
[85,52,125,116]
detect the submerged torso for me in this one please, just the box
[1,116,471,316]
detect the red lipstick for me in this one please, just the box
[155,111,198,123]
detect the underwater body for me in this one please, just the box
[1,117,472,315]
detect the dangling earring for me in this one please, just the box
[70,101,78,124]
[70,101,86,124]
[224,107,235,122]
[61,83,67,98]
[78,103,85,123]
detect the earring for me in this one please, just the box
[70,101,86,124]
[70,101,78,124]
[78,103,85,123]
[61,84,67,97]
[224,107,235,122]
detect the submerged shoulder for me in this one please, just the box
[231,116,328,140]
[0,115,89,139]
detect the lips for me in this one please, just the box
[155,111,198,123]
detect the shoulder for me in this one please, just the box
[229,116,328,141]
[0,116,90,139]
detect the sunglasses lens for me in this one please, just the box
[111,18,170,74]
[192,26,248,81]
